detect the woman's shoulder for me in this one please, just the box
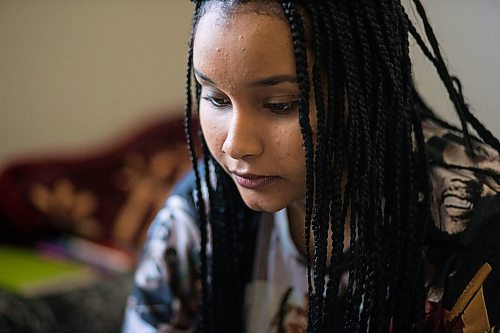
[169,168,199,211]
[123,169,203,332]
[152,166,207,228]
[142,168,205,253]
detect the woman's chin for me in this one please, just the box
[240,196,286,213]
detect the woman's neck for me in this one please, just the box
[287,200,307,255]
[286,200,351,258]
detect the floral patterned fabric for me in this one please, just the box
[123,119,500,333]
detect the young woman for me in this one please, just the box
[123,0,500,332]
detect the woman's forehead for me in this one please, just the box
[193,8,297,89]
[195,6,285,38]
[195,0,312,50]
[193,1,293,53]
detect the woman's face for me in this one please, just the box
[193,4,312,213]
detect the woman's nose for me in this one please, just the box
[222,112,264,160]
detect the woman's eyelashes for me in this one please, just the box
[202,96,231,108]
[201,94,299,115]
[263,100,299,114]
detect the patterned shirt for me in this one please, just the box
[123,119,500,332]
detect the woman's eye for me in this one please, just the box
[202,96,230,108]
[264,101,299,114]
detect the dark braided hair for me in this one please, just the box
[183,0,500,332]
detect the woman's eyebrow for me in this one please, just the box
[194,68,297,87]
[248,75,298,87]
[194,69,215,84]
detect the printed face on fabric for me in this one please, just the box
[193,3,316,213]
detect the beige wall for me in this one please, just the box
[0,0,498,164]
[409,0,500,137]
[0,1,193,163]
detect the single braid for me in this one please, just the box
[184,4,211,332]
[350,2,379,330]
[279,2,317,332]
[322,0,348,331]
[330,1,370,329]
[309,4,330,331]
[399,2,427,328]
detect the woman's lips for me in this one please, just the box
[232,173,277,189]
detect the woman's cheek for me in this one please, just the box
[200,109,227,160]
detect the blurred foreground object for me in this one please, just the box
[0,112,195,333]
